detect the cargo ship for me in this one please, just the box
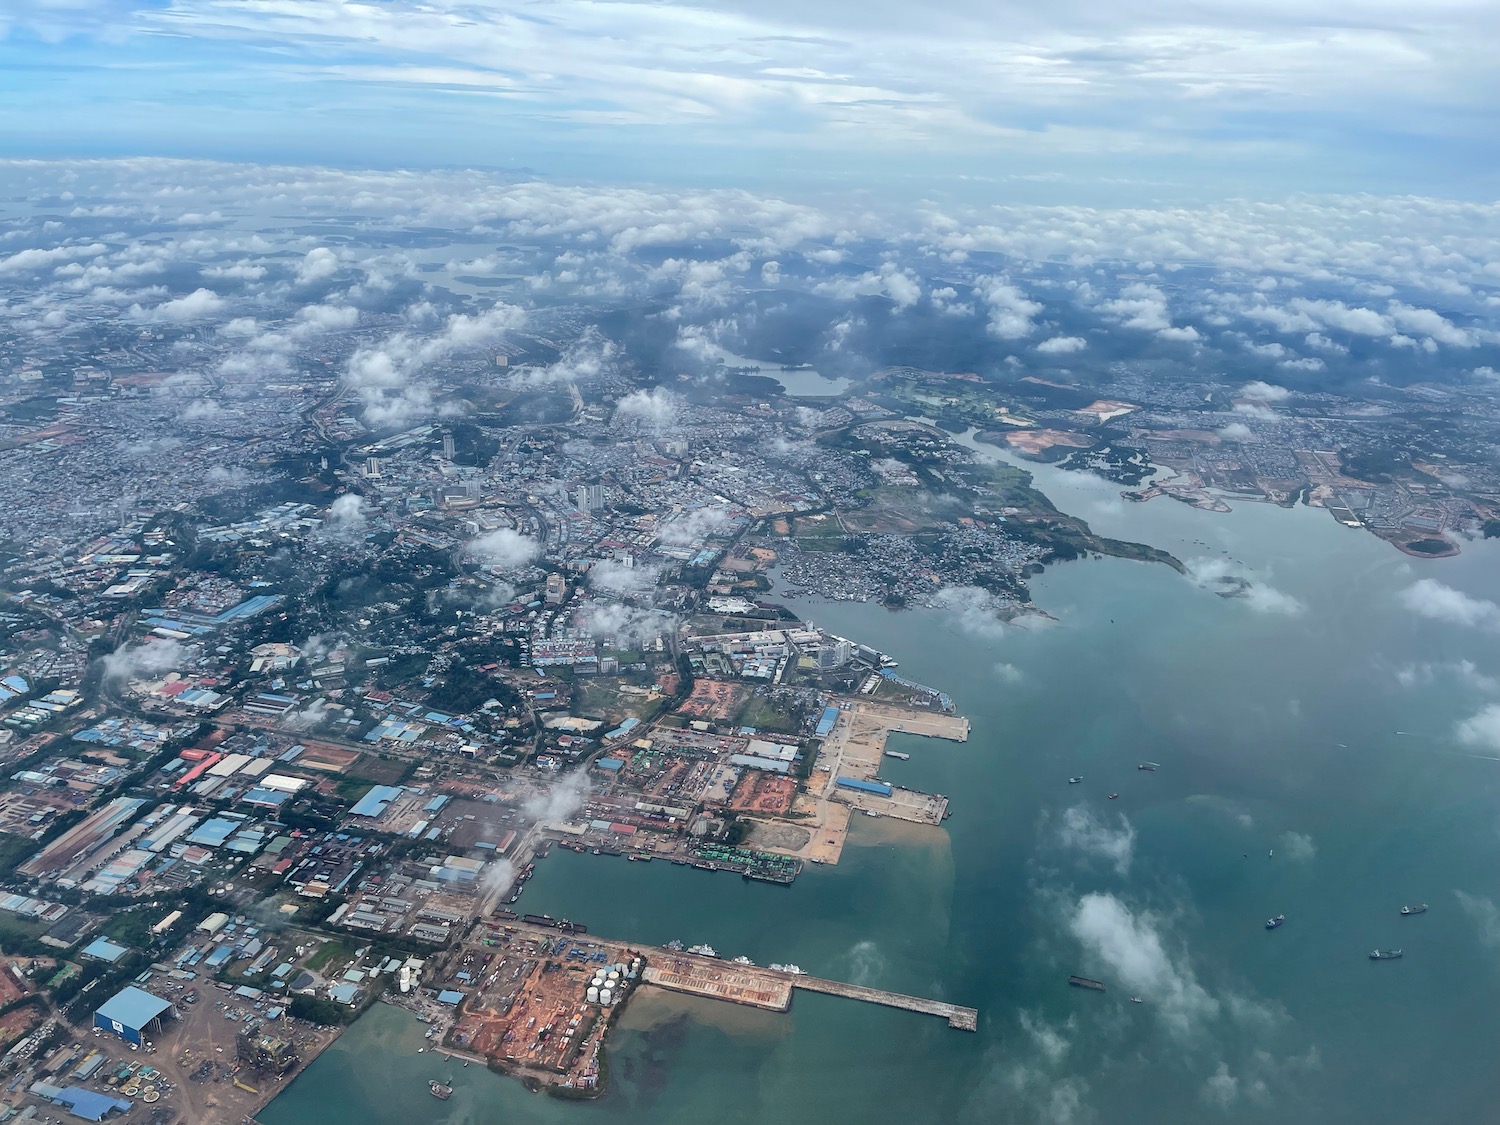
[1400,904,1427,916]
[1265,915,1285,930]
[885,750,910,760]
[1369,949,1403,960]
[1068,975,1106,992]
[687,944,719,958]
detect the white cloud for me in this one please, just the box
[933,586,1012,639]
[657,506,731,546]
[1187,558,1304,615]
[1239,380,1291,402]
[295,246,339,285]
[135,287,225,322]
[615,387,682,430]
[1202,1062,1239,1109]
[976,278,1041,339]
[1455,704,1500,751]
[1036,335,1086,354]
[101,639,188,685]
[1099,283,1172,332]
[1067,893,1218,1037]
[1279,831,1316,862]
[465,528,541,571]
[1057,805,1136,876]
[1398,579,1500,632]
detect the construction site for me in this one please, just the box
[441,922,646,1093]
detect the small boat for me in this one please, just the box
[1265,915,1285,930]
[430,1080,453,1100]
[731,955,755,966]
[1137,763,1158,772]
[1400,904,1428,916]
[665,939,685,951]
[884,751,910,760]
[1268,849,1274,858]
[687,944,719,958]
[1069,776,1083,784]
[1129,996,1143,1004]
[1370,949,1403,960]
[1108,793,1119,800]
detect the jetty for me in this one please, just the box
[793,976,978,1031]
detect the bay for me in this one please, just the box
[265,461,1500,1125]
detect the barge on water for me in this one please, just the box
[1068,975,1107,992]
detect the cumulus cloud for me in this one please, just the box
[1239,380,1291,402]
[465,528,541,571]
[1058,805,1136,875]
[1036,335,1087,355]
[344,300,524,424]
[135,287,225,322]
[1099,283,1172,332]
[1202,1062,1240,1109]
[1187,558,1304,615]
[1067,893,1218,1036]
[295,246,339,285]
[657,506,731,546]
[1279,831,1316,862]
[994,662,1024,683]
[1398,579,1500,632]
[523,770,590,824]
[101,639,188,685]
[976,278,1041,339]
[615,386,682,430]
[588,558,660,598]
[933,586,1012,639]
[578,601,675,646]
[1455,704,1500,751]
[814,261,922,311]
[323,492,368,536]
[1218,422,1254,440]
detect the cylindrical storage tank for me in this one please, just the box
[592,975,606,989]
[607,971,620,983]
[614,963,627,974]
[600,988,613,1006]
[398,966,412,993]
[586,987,599,1004]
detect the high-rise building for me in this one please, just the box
[575,484,605,512]
[441,429,456,460]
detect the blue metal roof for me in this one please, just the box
[815,706,839,736]
[349,785,401,818]
[95,986,172,1032]
[43,1086,132,1122]
[81,938,128,963]
[836,776,892,797]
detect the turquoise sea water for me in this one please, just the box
[265,460,1500,1125]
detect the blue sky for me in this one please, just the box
[1,0,1497,200]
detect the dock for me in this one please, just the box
[504,920,979,1033]
[793,976,978,1031]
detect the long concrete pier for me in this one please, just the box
[793,976,978,1031]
